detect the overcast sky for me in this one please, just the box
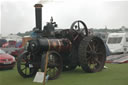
[0,0,128,36]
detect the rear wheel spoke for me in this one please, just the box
[96,60,101,65]
[88,44,93,51]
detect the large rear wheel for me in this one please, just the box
[79,36,106,73]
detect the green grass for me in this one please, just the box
[0,64,128,85]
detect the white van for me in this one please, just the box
[106,32,128,54]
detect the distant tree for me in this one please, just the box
[17,30,32,37]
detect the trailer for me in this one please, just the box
[106,32,128,54]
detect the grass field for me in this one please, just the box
[0,64,128,85]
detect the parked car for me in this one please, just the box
[10,48,24,58]
[0,39,7,47]
[2,40,16,48]
[0,49,16,69]
[10,41,23,57]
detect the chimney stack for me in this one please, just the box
[34,4,43,30]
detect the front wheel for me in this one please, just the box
[17,51,38,78]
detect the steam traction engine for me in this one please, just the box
[17,4,106,80]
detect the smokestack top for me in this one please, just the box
[34,4,43,8]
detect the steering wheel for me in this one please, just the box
[70,20,88,40]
